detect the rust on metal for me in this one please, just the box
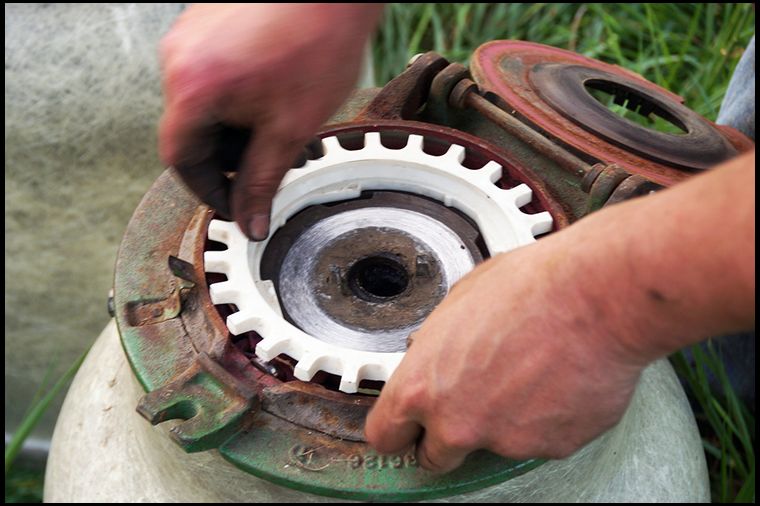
[261,381,374,442]
[168,255,200,285]
[586,164,631,213]
[260,191,485,335]
[529,63,737,170]
[427,62,472,124]
[177,207,235,357]
[469,40,751,186]
[605,175,663,207]
[123,255,197,327]
[581,163,609,193]
[453,78,593,179]
[449,77,480,111]
[137,352,259,452]
[314,231,445,330]
[356,52,449,121]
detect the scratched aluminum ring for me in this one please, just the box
[278,207,476,353]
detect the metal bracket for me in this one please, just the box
[605,175,663,206]
[448,75,665,210]
[136,352,258,452]
[584,164,631,212]
[583,164,663,211]
[426,62,471,124]
[356,52,449,121]
[125,256,197,326]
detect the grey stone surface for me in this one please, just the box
[5,3,186,440]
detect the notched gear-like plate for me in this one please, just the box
[204,131,552,393]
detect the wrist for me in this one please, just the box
[544,153,755,365]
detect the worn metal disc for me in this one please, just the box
[471,40,749,185]
[528,63,736,169]
[266,192,483,353]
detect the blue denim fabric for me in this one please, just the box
[717,36,755,141]
[688,36,755,409]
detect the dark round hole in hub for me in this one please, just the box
[348,255,409,301]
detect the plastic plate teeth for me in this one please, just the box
[204,132,553,393]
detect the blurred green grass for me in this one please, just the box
[5,466,44,503]
[373,3,755,121]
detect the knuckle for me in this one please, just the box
[368,434,399,456]
[163,57,225,107]
[438,425,481,452]
[420,453,447,473]
[418,443,448,472]
[395,377,428,414]
[165,64,205,99]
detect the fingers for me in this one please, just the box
[364,364,424,454]
[365,344,481,473]
[173,156,232,218]
[364,409,422,457]
[365,390,474,474]
[160,95,237,217]
[165,103,322,229]
[159,29,247,219]
[415,429,472,474]
[231,133,311,240]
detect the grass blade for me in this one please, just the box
[5,346,90,474]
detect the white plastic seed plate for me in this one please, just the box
[204,132,552,393]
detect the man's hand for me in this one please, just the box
[365,150,755,472]
[159,4,383,239]
[364,235,646,473]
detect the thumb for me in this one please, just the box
[230,133,306,241]
[414,427,471,473]
[364,378,423,456]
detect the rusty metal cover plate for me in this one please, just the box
[470,40,751,186]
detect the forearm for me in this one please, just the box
[160,3,386,237]
[365,151,754,468]
[546,150,755,363]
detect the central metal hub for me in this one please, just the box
[348,254,410,301]
[262,191,485,354]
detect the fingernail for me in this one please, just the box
[249,214,270,241]
[306,136,324,158]
[292,150,308,168]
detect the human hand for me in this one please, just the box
[364,235,647,473]
[365,149,756,473]
[159,3,383,239]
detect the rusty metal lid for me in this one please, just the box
[470,40,748,185]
